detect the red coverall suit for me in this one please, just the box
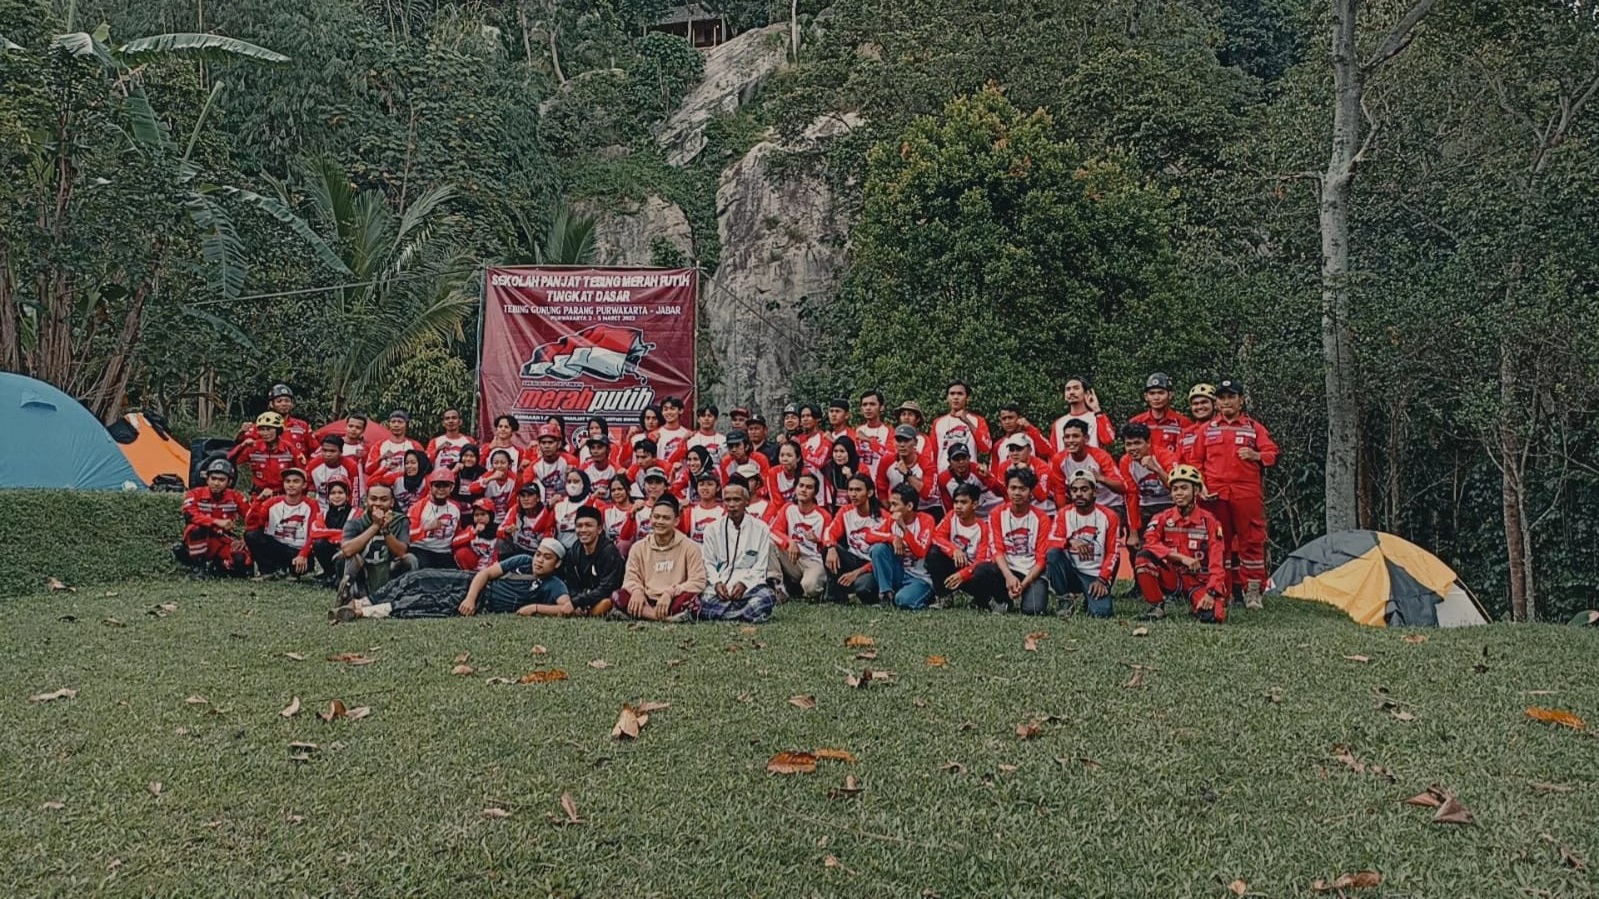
[179,486,251,573]
[1134,504,1230,622]
[1190,415,1278,593]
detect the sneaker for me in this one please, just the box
[589,598,614,618]
[1057,595,1081,619]
[1244,582,1264,610]
[989,599,1011,614]
[604,607,630,621]
[1138,603,1167,621]
[665,610,695,623]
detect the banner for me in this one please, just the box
[477,267,697,446]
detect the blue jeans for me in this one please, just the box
[868,543,936,610]
[1045,548,1112,617]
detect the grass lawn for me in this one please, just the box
[3,582,1596,898]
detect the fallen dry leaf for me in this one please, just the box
[1131,626,1150,637]
[484,676,515,685]
[283,652,305,661]
[1311,871,1382,891]
[1432,794,1474,825]
[587,659,612,669]
[612,705,644,739]
[844,634,875,648]
[912,697,929,708]
[147,781,163,797]
[279,697,301,718]
[1343,654,1372,663]
[739,625,758,636]
[1123,666,1147,689]
[29,688,78,703]
[814,748,857,764]
[636,700,671,713]
[926,655,948,667]
[1542,834,1587,872]
[1401,633,1428,645]
[998,763,1019,773]
[203,819,223,829]
[1532,782,1575,794]
[1072,756,1103,770]
[46,576,75,592]
[317,699,348,722]
[1403,786,1446,808]
[530,645,548,655]
[288,741,319,752]
[450,664,476,676]
[102,591,119,598]
[345,706,372,720]
[1390,710,1417,722]
[1332,744,1366,775]
[821,854,854,873]
[517,669,569,684]
[326,652,375,666]
[829,774,865,799]
[1228,880,1248,897]
[1024,630,1047,651]
[1015,720,1041,740]
[481,807,511,819]
[939,761,966,774]
[185,694,209,706]
[453,652,470,664]
[174,726,191,736]
[767,751,819,775]
[41,800,65,811]
[1526,707,1586,731]
[557,791,583,825]
[107,858,122,870]
[788,694,817,710]
[149,602,179,617]
[102,617,125,627]
[284,813,304,824]
[853,650,878,660]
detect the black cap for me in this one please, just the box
[1216,378,1243,395]
[782,404,799,415]
[828,397,850,411]
[731,406,750,417]
[586,434,611,447]
[946,444,971,460]
[726,429,749,445]
[643,468,669,483]
[518,483,542,496]
[747,414,767,426]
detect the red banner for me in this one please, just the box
[477,267,697,446]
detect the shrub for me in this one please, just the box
[0,491,183,597]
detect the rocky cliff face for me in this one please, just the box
[586,25,858,415]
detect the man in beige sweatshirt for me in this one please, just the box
[622,494,707,621]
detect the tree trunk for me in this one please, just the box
[790,0,801,59]
[1499,342,1533,621]
[1320,0,1362,534]
[0,244,18,372]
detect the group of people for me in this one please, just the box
[176,373,1277,625]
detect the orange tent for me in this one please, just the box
[109,412,191,487]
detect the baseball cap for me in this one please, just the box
[946,444,971,461]
[731,406,750,417]
[1215,379,1243,395]
[782,404,799,415]
[894,424,919,441]
[747,414,767,426]
[281,467,307,481]
[518,483,542,496]
[473,498,495,513]
[1068,469,1098,487]
[537,423,562,440]
[726,429,749,445]
[586,434,611,447]
[427,469,456,485]
[643,468,669,483]
[1144,372,1173,390]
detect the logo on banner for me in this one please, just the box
[520,325,656,382]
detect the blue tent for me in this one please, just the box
[0,373,143,490]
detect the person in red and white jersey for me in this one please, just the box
[235,384,313,458]
[824,398,857,442]
[853,390,892,468]
[1044,470,1122,618]
[1176,383,1217,465]
[995,403,1052,461]
[875,424,937,515]
[817,435,869,511]
[1191,378,1279,608]
[968,469,1051,614]
[552,469,597,548]
[931,381,992,474]
[228,411,306,498]
[935,444,1003,517]
[926,483,992,598]
[797,403,831,471]
[406,470,465,569]
[625,438,666,494]
[679,473,726,543]
[1050,376,1117,452]
[634,469,672,532]
[773,472,831,599]
[685,404,728,466]
[452,499,500,572]
[600,474,640,555]
[522,422,579,500]
[823,473,885,603]
[654,396,694,472]
[1051,418,1127,515]
[862,483,938,609]
[483,414,524,471]
[469,448,521,524]
[365,410,424,489]
[575,417,609,457]
[718,430,771,482]
[339,414,370,487]
[1127,373,1192,454]
[384,449,433,513]
[308,479,357,581]
[175,458,251,576]
[764,439,805,506]
[670,445,721,503]
[1117,422,1176,548]
[309,436,361,511]
[450,445,483,504]
[497,482,553,559]
[992,433,1054,512]
[1134,465,1229,623]
[244,467,321,577]
[427,408,474,470]
[622,405,663,468]
[580,434,619,499]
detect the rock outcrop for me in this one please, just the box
[580,195,694,267]
[656,24,788,166]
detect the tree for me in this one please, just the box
[1318,0,1437,533]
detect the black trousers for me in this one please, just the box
[245,530,298,575]
[411,546,458,570]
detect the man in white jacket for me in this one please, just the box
[698,480,778,623]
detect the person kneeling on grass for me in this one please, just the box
[1044,470,1121,618]
[698,479,778,623]
[621,494,707,622]
[559,506,624,618]
[337,538,571,620]
[1132,465,1229,623]
[863,483,937,610]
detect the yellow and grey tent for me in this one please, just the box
[1269,530,1489,627]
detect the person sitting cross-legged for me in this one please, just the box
[557,506,624,618]
[1133,465,1230,623]
[620,494,707,622]
[697,478,778,623]
[863,483,938,610]
[336,538,570,621]
[244,467,321,578]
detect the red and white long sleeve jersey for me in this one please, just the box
[986,505,1050,573]
[427,434,473,470]
[931,413,992,473]
[679,501,726,543]
[863,512,937,583]
[773,503,831,562]
[932,514,991,583]
[408,498,465,552]
[825,506,883,559]
[1049,503,1122,583]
